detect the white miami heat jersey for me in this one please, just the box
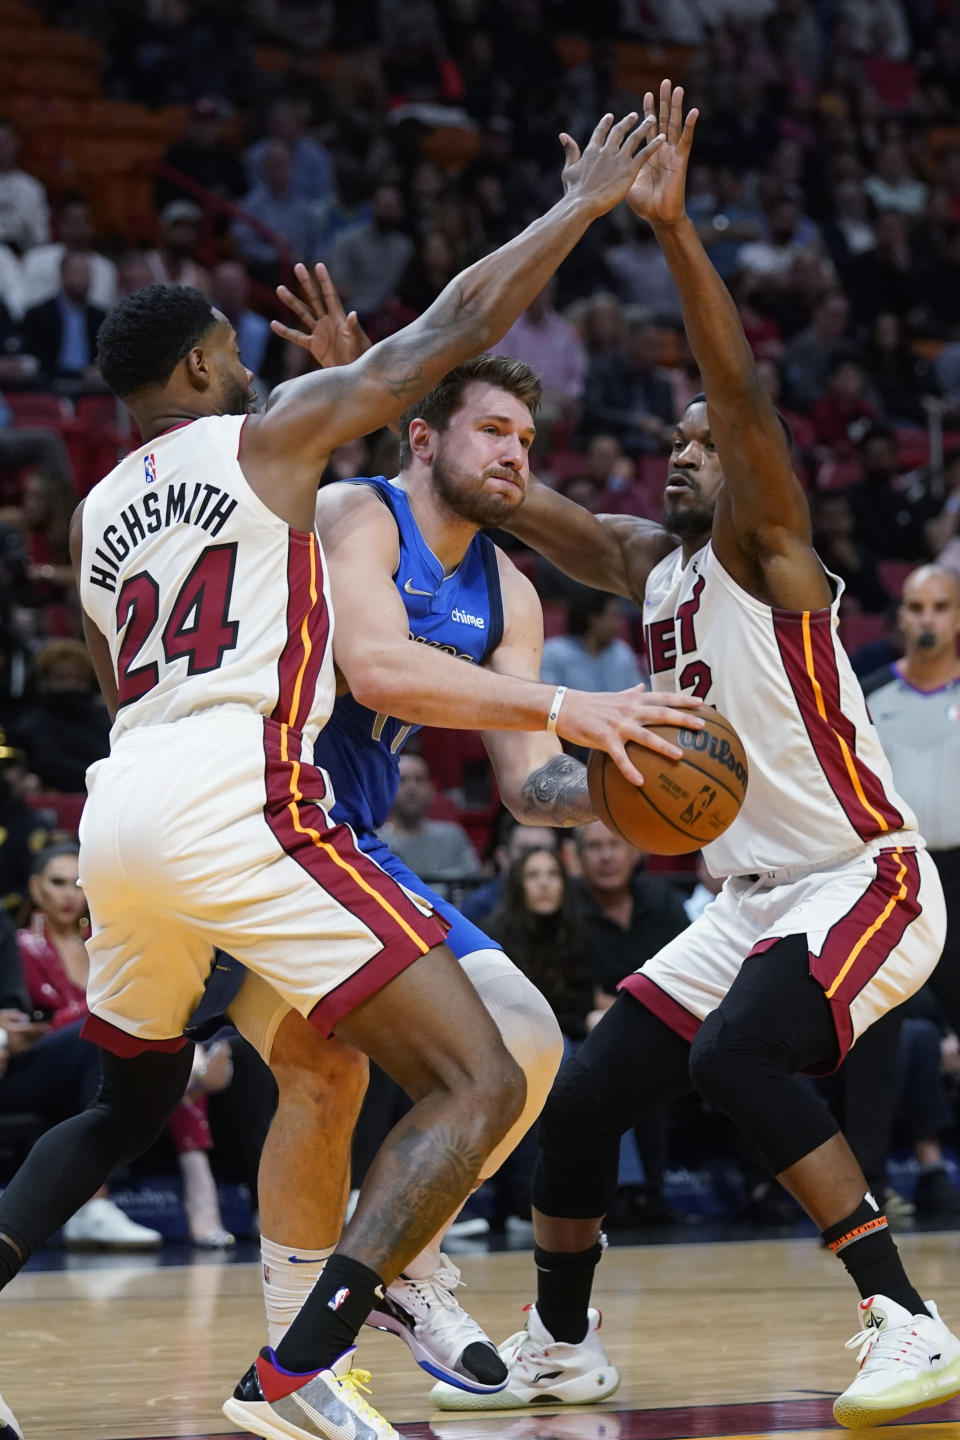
[642,541,916,878]
[80,414,335,747]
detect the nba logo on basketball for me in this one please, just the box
[328,1286,350,1311]
[143,453,157,484]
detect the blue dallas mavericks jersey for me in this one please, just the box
[314,476,504,833]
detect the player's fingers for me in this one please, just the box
[624,113,657,157]
[640,701,705,727]
[628,725,685,762]
[633,134,666,168]
[659,77,671,135]
[678,107,699,156]
[609,111,640,148]
[297,261,328,317]
[559,132,581,166]
[587,113,614,150]
[269,319,311,347]
[643,90,656,124]
[314,262,345,321]
[668,82,685,146]
[275,284,316,327]
[606,740,646,789]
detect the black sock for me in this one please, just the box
[822,1194,925,1316]
[534,1242,604,1344]
[274,1253,384,1375]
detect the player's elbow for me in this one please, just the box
[343,649,404,715]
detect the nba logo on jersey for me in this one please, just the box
[143,452,157,484]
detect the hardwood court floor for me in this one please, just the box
[3,1233,960,1440]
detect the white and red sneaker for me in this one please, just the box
[430,1304,619,1410]
[834,1293,960,1428]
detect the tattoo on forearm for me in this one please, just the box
[521,754,591,825]
[343,1122,485,1276]
[366,280,474,401]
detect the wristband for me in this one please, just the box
[546,685,568,734]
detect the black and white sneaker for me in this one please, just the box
[224,1345,397,1440]
[0,1393,21,1439]
[366,1253,507,1393]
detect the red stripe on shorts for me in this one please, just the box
[618,972,702,1042]
[810,846,922,1063]
[270,531,330,733]
[261,719,448,1033]
[81,1014,189,1056]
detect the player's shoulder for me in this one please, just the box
[315,479,398,537]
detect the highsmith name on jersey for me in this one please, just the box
[643,541,917,878]
[80,414,336,748]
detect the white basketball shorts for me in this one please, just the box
[78,711,447,1054]
[622,834,945,1069]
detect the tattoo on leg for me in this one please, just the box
[342,1121,485,1277]
[521,754,591,826]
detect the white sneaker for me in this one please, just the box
[834,1293,960,1428]
[62,1198,162,1250]
[430,1304,619,1410]
[367,1253,507,1393]
[0,1393,22,1438]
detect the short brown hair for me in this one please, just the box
[397,355,541,469]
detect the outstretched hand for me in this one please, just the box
[559,111,665,218]
[626,79,698,229]
[271,262,372,369]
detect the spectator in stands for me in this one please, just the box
[489,279,587,446]
[377,752,482,888]
[18,843,235,1246]
[811,491,889,614]
[328,185,415,320]
[783,291,853,412]
[0,119,49,253]
[0,400,74,497]
[603,215,681,320]
[1,466,76,619]
[578,292,626,359]
[695,167,763,280]
[821,179,876,272]
[561,433,636,515]
[20,195,118,314]
[684,854,723,923]
[864,142,927,217]
[246,98,333,205]
[572,819,690,1224]
[155,98,247,213]
[808,352,878,456]
[848,425,936,560]
[461,813,560,926]
[845,209,925,326]
[397,230,457,317]
[14,640,109,794]
[144,201,211,295]
[928,448,960,564]
[486,847,598,1048]
[234,141,322,285]
[209,261,275,387]
[582,316,675,455]
[20,254,107,391]
[9,843,161,1247]
[541,589,641,697]
[864,311,944,428]
[0,743,47,915]
[736,195,814,289]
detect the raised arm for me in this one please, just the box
[241,114,664,489]
[630,82,830,609]
[316,484,704,787]
[505,480,675,607]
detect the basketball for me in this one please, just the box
[587,704,748,855]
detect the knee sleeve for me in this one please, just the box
[458,949,563,1181]
[92,1044,199,1164]
[690,1007,839,1175]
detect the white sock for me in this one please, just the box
[261,1236,335,1348]
[400,1236,444,1281]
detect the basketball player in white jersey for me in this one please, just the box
[0,113,700,1440]
[429,83,960,1430]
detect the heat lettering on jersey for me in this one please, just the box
[87,481,238,593]
[645,572,714,698]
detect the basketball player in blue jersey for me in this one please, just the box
[220,343,703,1396]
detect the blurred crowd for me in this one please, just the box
[1,0,960,1242]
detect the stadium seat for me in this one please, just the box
[877,559,914,598]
